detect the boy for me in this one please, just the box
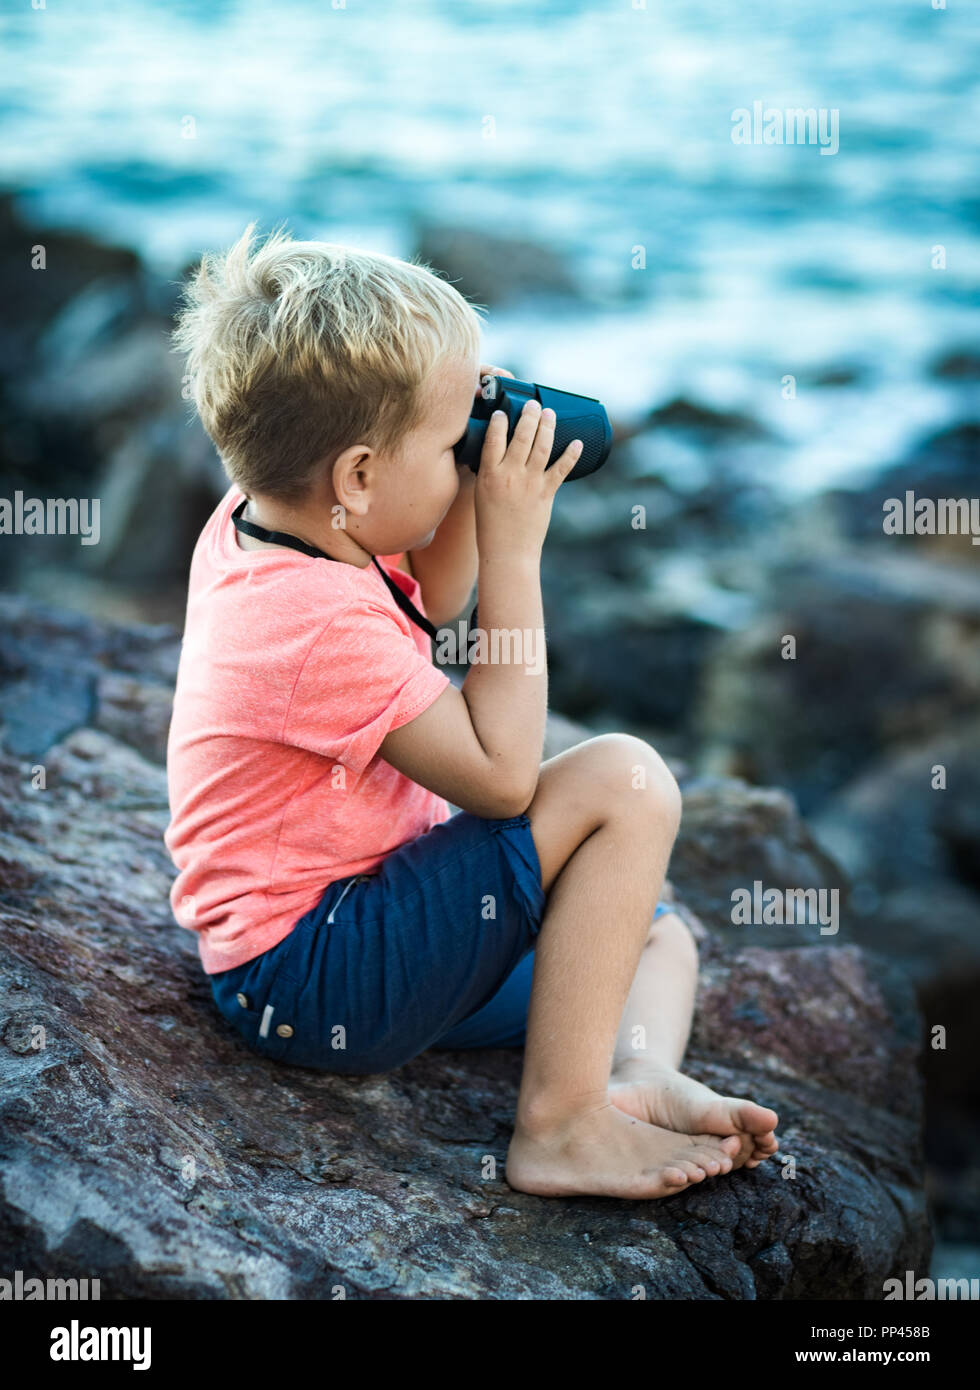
[166,224,779,1199]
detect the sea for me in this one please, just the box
[0,0,977,495]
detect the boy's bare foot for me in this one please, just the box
[608,1061,779,1169]
[506,1101,744,1199]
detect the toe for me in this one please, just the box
[691,1141,736,1175]
[734,1101,779,1134]
[726,1133,754,1171]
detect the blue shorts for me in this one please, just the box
[210,809,675,1074]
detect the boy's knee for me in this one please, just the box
[587,733,681,829]
[646,908,697,957]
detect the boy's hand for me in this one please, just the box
[480,363,515,383]
[452,364,515,498]
[400,365,512,621]
[383,367,562,818]
[475,399,583,563]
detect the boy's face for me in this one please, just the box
[340,352,481,556]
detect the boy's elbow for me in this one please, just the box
[425,588,473,631]
[450,761,535,820]
[482,768,537,819]
[482,793,528,820]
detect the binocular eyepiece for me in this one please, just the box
[453,375,612,481]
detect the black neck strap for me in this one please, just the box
[231,498,440,642]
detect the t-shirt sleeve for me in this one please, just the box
[281,597,451,776]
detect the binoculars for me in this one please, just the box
[453,375,611,481]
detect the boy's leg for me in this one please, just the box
[506,733,778,1198]
[608,910,779,1169]
[430,949,535,1050]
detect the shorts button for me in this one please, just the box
[236,993,249,1008]
[276,1024,294,1038]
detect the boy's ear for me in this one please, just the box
[331,444,374,515]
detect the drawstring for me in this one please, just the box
[326,875,369,924]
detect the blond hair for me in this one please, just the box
[171,222,484,499]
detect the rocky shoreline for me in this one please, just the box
[0,594,931,1297]
[1,192,978,1290]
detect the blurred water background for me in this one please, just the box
[1,0,978,493]
[1,0,979,1287]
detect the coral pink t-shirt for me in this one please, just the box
[165,485,452,973]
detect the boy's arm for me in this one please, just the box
[381,399,583,819]
[403,468,477,627]
[401,364,513,629]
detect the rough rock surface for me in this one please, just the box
[695,553,980,812]
[0,596,931,1298]
[669,777,850,946]
[0,193,224,597]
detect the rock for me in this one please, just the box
[809,365,864,387]
[810,722,980,903]
[23,321,178,424]
[16,301,225,586]
[0,593,179,763]
[829,422,980,555]
[853,882,980,987]
[537,461,785,739]
[87,413,225,586]
[0,195,226,591]
[94,671,177,767]
[540,539,764,733]
[0,598,931,1298]
[695,552,980,813]
[547,604,723,730]
[808,729,980,1251]
[36,276,147,372]
[412,224,581,307]
[930,350,980,381]
[0,192,142,375]
[889,414,980,485]
[676,768,980,1260]
[642,397,771,441]
[669,777,850,948]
